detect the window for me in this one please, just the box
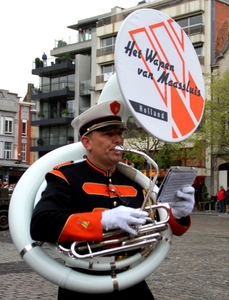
[40,125,73,146]
[40,76,50,93]
[50,126,59,145]
[78,27,92,42]
[5,118,13,135]
[194,44,203,56]
[101,63,115,74]
[101,36,116,48]
[97,36,117,56]
[176,14,203,36]
[22,120,27,136]
[21,143,26,162]
[194,43,204,64]
[52,77,59,92]
[39,73,75,93]
[102,63,115,82]
[4,142,12,159]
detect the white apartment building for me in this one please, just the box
[34,0,229,204]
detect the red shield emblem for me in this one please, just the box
[110,101,121,115]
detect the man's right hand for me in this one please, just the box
[101,205,148,235]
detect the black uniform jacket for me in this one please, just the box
[30,158,146,243]
[30,159,191,244]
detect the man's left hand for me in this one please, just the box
[169,186,195,219]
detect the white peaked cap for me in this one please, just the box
[71,99,127,136]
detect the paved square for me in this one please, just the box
[1,212,228,299]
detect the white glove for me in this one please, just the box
[169,186,195,219]
[101,205,148,235]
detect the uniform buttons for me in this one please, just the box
[113,201,117,207]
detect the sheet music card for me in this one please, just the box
[157,166,197,203]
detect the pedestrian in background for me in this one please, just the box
[42,52,47,67]
[217,185,225,213]
[225,185,229,213]
[0,179,3,188]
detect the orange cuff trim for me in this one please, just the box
[169,208,191,236]
[58,211,103,243]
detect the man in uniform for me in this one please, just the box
[30,100,195,299]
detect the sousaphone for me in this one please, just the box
[9,9,205,293]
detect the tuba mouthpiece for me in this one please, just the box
[114,145,125,153]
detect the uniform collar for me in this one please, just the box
[86,158,116,177]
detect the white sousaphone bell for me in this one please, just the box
[9,9,205,294]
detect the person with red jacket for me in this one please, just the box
[217,185,225,213]
[30,100,195,300]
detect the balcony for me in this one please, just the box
[31,86,75,101]
[54,30,93,48]
[31,109,74,126]
[96,45,115,57]
[96,11,129,28]
[51,28,95,57]
[0,158,28,168]
[96,73,114,84]
[32,58,75,77]
[30,135,74,152]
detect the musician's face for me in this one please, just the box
[81,128,124,169]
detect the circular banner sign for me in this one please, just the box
[115,9,205,142]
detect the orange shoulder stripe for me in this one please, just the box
[47,170,69,184]
[53,161,74,169]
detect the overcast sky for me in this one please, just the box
[1,0,141,98]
